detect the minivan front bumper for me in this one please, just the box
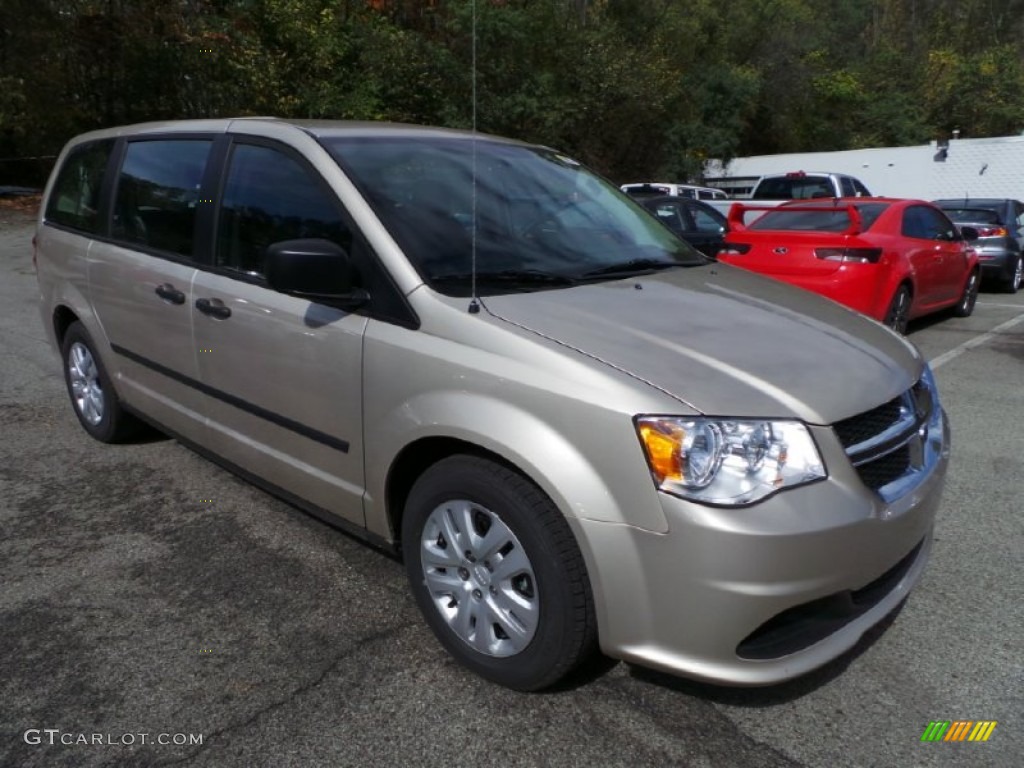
[571,410,948,685]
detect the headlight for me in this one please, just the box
[635,417,826,506]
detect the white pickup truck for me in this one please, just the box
[705,171,873,221]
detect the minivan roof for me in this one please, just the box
[61,117,527,146]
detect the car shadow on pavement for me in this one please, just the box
[622,598,908,705]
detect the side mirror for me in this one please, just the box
[959,225,980,242]
[265,239,368,306]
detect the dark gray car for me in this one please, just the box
[933,198,1024,293]
[637,195,727,258]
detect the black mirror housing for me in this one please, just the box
[958,225,980,242]
[265,239,366,304]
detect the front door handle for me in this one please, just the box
[195,297,232,320]
[155,283,186,305]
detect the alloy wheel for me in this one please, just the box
[959,271,979,315]
[68,341,105,426]
[419,499,540,657]
[886,287,910,334]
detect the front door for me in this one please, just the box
[902,205,956,308]
[192,140,367,526]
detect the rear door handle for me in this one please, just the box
[154,283,186,305]
[195,297,232,320]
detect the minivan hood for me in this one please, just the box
[482,264,922,424]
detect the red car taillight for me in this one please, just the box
[718,243,752,256]
[814,247,882,263]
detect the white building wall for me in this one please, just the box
[706,135,1024,200]
[932,135,1024,200]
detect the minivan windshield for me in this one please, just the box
[325,137,704,295]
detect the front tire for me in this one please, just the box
[61,321,142,443]
[402,455,597,691]
[953,269,980,317]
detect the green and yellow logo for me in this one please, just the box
[921,720,997,742]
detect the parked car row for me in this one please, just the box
[718,198,981,333]
[626,180,1022,332]
[620,182,728,200]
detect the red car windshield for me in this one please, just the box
[749,202,890,233]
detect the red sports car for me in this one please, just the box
[718,198,981,333]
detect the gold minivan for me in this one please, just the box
[35,119,949,690]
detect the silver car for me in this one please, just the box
[35,119,949,691]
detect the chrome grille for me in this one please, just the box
[833,396,902,449]
[856,445,911,491]
[835,378,933,497]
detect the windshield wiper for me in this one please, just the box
[431,269,578,287]
[577,258,683,278]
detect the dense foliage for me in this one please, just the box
[2,0,1024,184]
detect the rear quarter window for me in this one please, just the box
[45,139,115,234]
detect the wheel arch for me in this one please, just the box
[52,304,81,347]
[888,276,914,314]
[367,390,668,549]
[385,436,519,553]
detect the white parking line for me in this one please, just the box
[930,312,1024,369]
[976,301,1024,310]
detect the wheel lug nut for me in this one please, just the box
[489,586,497,595]
[473,589,482,599]
[458,568,469,580]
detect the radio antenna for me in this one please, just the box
[468,0,480,314]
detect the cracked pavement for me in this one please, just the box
[1,211,1021,767]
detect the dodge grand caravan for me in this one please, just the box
[35,119,949,691]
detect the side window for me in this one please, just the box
[45,140,114,233]
[853,179,871,197]
[216,143,350,278]
[691,206,725,233]
[840,177,856,197]
[902,207,925,239]
[112,139,213,257]
[650,202,686,233]
[903,206,953,240]
[926,208,957,240]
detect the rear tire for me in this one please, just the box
[402,455,597,691]
[1002,255,1022,294]
[953,269,979,317]
[61,321,142,443]
[884,285,911,334]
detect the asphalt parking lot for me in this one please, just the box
[2,210,1021,768]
